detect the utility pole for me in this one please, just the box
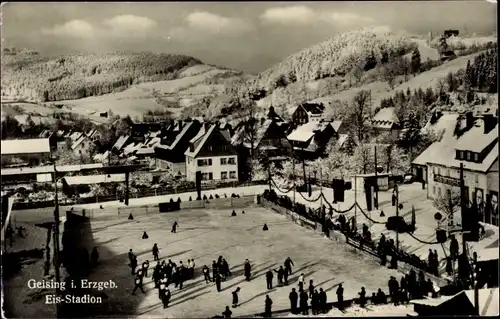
[354,174,358,227]
[320,166,323,212]
[292,157,296,206]
[395,184,400,252]
[52,158,61,318]
[459,163,467,256]
[374,145,379,209]
[267,164,272,192]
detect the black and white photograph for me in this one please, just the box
[1,1,498,318]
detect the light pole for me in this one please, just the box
[51,156,62,317]
[394,184,400,252]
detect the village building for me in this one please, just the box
[287,120,336,160]
[412,110,499,226]
[185,123,239,183]
[71,134,94,157]
[291,102,325,126]
[1,138,51,167]
[372,107,401,138]
[154,120,202,176]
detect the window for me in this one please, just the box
[230,171,237,179]
[456,150,461,159]
[437,167,441,175]
[223,145,227,151]
[467,152,471,161]
[474,153,479,162]
[201,173,213,180]
[221,172,228,180]
[475,174,479,183]
[437,187,441,196]
[209,172,213,180]
[446,169,450,177]
[433,167,437,174]
[209,146,213,151]
[228,157,236,165]
[433,186,436,195]
[221,158,227,165]
[197,159,212,166]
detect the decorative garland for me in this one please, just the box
[270,178,295,194]
[296,188,323,203]
[355,203,386,225]
[406,231,441,245]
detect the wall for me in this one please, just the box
[155,159,186,176]
[186,155,238,182]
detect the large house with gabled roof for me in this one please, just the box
[185,123,239,182]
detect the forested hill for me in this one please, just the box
[1,49,204,102]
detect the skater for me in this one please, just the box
[222,306,232,319]
[190,259,196,279]
[203,265,211,283]
[283,267,289,285]
[128,249,135,263]
[232,287,241,308]
[231,210,237,217]
[222,258,231,277]
[298,273,305,291]
[289,288,298,314]
[142,231,149,239]
[178,263,185,290]
[171,221,178,233]
[358,287,367,307]
[153,262,161,288]
[274,266,285,286]
[263,223,268,231]
[299,289,309,315]
[132,272,145,295]
[336,283,344,310]
[212,260,219,278]
[215,273,222,292]
[319,288,327,313]
[244,259,252,281]
[308,279,314,298]
[152,243,159,261]
[130,255,138,275]
[311,289,319,315]
[264,295,273,318]
[284,257,294,275]
[142,260,150,277]
[266,269,274,290]
[128,213,134,220]
[187,259,193,279]
[91,247,99,267]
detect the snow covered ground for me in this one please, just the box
[85,206,403,318]
[286,304,417,317]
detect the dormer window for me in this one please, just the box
[474,153,479,162]
[467,152,471,161]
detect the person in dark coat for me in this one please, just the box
[215,273,222,292]
[232,287,240,308]
[274,266,285,286]
[178,264,185,290]
[319,288,327,314]
[212,260,219,278]
[284,257,294,275]
[358,287,367,307]
[222,258,231,277]
[203,265,211,283]
[222,306,232,319]
[142,231,149,239]
[450,235,459,261]
[376,288,387,304]
[171,221,178,233]
[142,260,150,277]
[311,289,319,315]
[128,249,135,263]
[244,259,252,281]
[299,289,309,315]
[161,286,171,308]
[152,243,159,261]
[91,247,99,267]
[308,279,314,298]
[263,224,269,231]
[266,270,274,290]
[130,255,138,275]
[433,250,439,276]
[132,272,145,295]
[289,288,298,314]
[336,284,344,310]
[153,262,161,287]
[264,295,273,318]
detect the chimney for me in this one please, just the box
[465,111,474,129]
[483,114,497,134]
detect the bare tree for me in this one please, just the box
[349,90,372,143]
[351,64,364,85]
[382,65,397,89]
[433,187,461,227]
[240,97,260,158]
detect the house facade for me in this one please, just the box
[291,103,325,126]
[71,135,93,157]
[412,112,499,226]
[287,121,336,160]
[1,138,51,167]
[185,124,239,182]
[372,107,401,138]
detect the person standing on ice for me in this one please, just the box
[264,295,273,318]
[289,288,298,314]
[298,273,305,291]
[232,287,240,308]
[266,269,274,290]
[215,273,222,292]
[244,259,252,281]
[152,243,159,261]
[284,257,294,275]
[222,306,232,318]
[203,265,211,283]
[299,289,309,315]
[171,221,178,233]
[336,283,344,310]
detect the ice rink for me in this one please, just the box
[86,205,402,318]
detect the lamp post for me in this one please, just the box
[394,184,400,252]
[51,156,62,317]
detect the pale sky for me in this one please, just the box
[2,1,497,73]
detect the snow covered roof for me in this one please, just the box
[331,120,343,132]
[70,132,83,142]
[71,135,89,150]
[412,118,498,172]
[476,247,499,262]
[185,124,216,157]
[1,138,51,155]
[373,107,397,124]
[287,121,330,143]
[64,174,126,185]
[337,134,350,147]
[410,295,456,307]
[421,113,459,139]
[112,135,130,151]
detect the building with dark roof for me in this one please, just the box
[291,102,325,126]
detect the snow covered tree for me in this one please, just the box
[433,187,461,225]
[348,90,372,143]
[352,144,375,174]
[410,47,421,76]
